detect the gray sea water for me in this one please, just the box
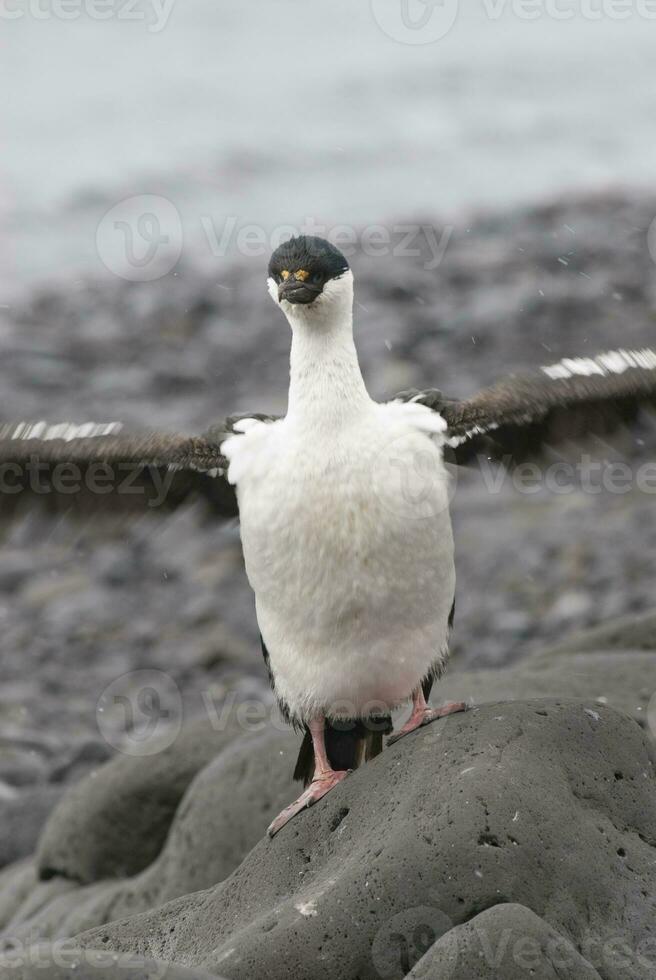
[1,0,655,297]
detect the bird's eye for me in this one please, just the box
[311,271,322,284]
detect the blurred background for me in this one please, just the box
[2,2,656,293]
[0,1,655,841]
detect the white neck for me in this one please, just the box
[277,272,372,430]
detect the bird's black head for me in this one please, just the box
[268,235,350,306]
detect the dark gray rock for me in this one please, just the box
[5,730,297,941]
[49,740,113,785]
[0,787,63,870]
[437,649,656,730]
[406,903,603,979]
[77,700,656,980]
[0,862,38,932]
[36,720,244,884]
[0,752,48,789]
[0,870,76,938]
[103,730,296,911]
[534,608,656,658]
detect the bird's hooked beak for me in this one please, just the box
[278,270,321,306]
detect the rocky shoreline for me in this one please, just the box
[0,613,654,978]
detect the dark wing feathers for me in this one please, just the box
[0,426,223,470]
[0,347,654,525]
[401,348,656,464]
[0,425,237,523]
[0,413,282,526]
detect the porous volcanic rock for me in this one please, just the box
[406,903,604,979]
[0,787,63,870]
[438,650,656,731]
[1,730,297,943]
[68,699,656,980]
[35,719,246,885]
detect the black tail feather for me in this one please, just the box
[364,729,385,763]
[293,716,392,786]
[293,729,315,783]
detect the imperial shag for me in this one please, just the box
[1,235,655,836]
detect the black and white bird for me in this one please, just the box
[1,235,655,836]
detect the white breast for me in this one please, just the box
[223,401,455,723]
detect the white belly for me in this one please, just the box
[234,411,455,722]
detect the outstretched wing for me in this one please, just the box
[398,348,656,464]
[0,420,238,523]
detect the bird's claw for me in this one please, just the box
[267,769,350,838]
[387,700,468,745]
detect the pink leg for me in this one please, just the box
[388,688,467,745]
[267,718,349,838]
